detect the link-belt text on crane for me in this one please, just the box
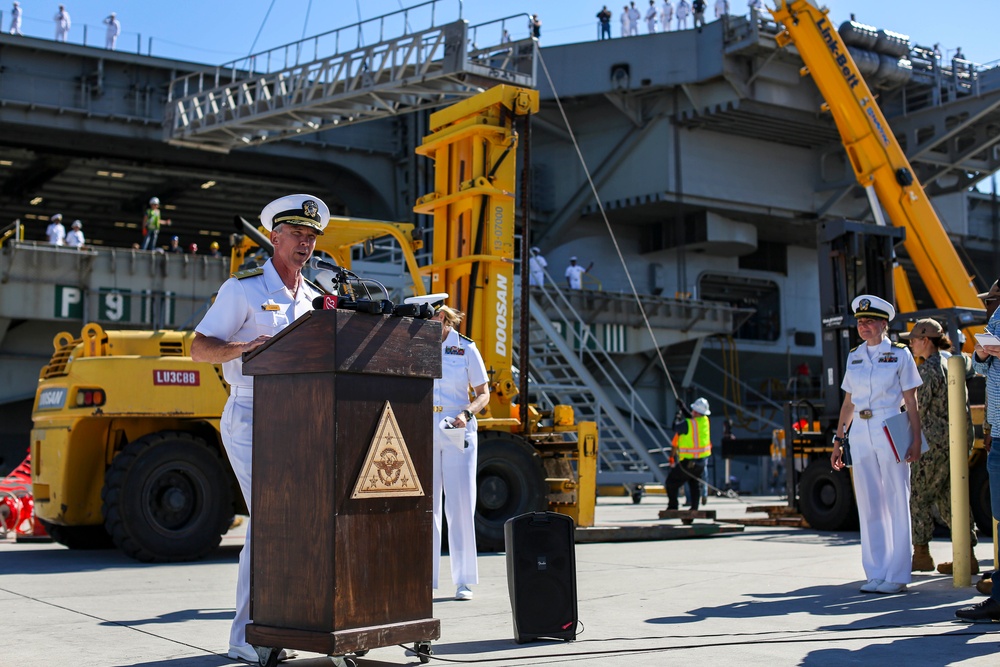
[494,272,508,358]
[815,17,861,90]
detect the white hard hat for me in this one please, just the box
[149,197,160,205]
[260,193,330,235]
[690,397,711,416]
[51,213,63,222]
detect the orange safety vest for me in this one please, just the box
[675,416,711,460]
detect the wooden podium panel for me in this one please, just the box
[243,310,441,655]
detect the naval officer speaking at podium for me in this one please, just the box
[831,294,922,596]
[191,193,329,663]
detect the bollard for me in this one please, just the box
[948,354,971,587]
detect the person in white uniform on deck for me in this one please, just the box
[66,220,85,247]
[104,12,120,50]
[9,2,22,35]
[46,213,66,246]
[192,193,330,664]
[528,246,547,286]
[627,1,640,36]
[53,4,70,42]
[431,303,490,601]
[660,0,674,31]
[831,294,922,595]
[675,0,690,29]
[645,0,658,33]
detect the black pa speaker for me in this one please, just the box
[504,511,577,643]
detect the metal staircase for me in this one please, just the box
[164,2,536,152]
[516,283,677,486]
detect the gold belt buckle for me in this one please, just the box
[433,406,443,413]
[859,409,873,420]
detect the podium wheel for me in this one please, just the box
[414,641,433,664]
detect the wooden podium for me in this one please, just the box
[242,309,441,663]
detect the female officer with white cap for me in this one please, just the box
[192,193,329,662]
[831,294,922,595]
[430,302,490,601]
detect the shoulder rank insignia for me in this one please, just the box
[231,267,263,280]
[457,332,474,343]
[892,341,907,349]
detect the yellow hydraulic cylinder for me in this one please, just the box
[948,354,971,587]
[575,421,598,528]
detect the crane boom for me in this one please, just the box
[771,0,982,339]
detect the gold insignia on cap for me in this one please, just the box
[859,298,871,311]
[351,402,425,499]
[302,199,319,220]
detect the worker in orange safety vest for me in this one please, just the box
[665,397,712,511]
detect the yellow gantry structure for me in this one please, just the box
[414,85,540,418]
[771,0,982,343]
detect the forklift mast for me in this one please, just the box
[817,219,904,423]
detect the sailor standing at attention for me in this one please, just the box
[831,295,922,595]
[192,193,329,663]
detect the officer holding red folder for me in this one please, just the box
[831,294,923,595]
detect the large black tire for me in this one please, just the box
[101,431,233,562]
[38,519,115,550]
[475,432,548,552]
[970,461,993,538]
[798,458,858,530]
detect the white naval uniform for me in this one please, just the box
[104,17,121,50]
[432,328,489,589]
[620,9,629,37]
[661,1,674,31]
[528,253,548,286]
[66,229,85,247]
[627,7,640,36]
[565,264,586,290]
[46,222,65,246]
[841,338,922,585]
[715,0,729,18]
[194,258,320,648]
[676,0,690,29]
[54,9,70,41]
[9,5,21,35]
[645,6,658,32]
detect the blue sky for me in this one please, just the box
[4,1,995,67]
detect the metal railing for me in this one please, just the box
[167,0,465,103]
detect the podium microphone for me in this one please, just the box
[309,256,348,277]
[312,295,339,310]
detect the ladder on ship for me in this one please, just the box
[164,1,536,153]
[516,283,677,487]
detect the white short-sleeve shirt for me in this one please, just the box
[565,264,587,289]
[195,259,320,388]
[841,338,922,411]
[434,329,489,409]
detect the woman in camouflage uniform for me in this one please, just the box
[902,318,976,574]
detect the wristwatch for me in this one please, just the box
[461,409,474,421]
[833,436,845,446]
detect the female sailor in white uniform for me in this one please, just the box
[831,294,922,594]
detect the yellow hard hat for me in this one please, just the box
[210,241,220,250]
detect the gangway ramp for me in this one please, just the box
[164,3,535,153]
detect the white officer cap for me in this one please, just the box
[404,293,449,310]
[71,220,82,228]
[690,397,711,416]
[260,194,330,235]
[851,294,895,322]
[51,213,63,222]
[569,256,577,261]
[531,246,540,254]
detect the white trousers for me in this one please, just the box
[220,393,254,647]
[850,408,912,584]
[432,414,479,589]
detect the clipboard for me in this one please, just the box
[975,332,1000,347]
[882,411,929,463]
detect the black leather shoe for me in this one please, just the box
[955,598,1000,622]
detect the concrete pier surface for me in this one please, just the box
[2,495,998,666]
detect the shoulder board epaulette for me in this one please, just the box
[458,332,474,343]
[231,267,263,280]
[892,341,907,349]
[850,343,860,352]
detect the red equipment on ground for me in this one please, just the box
[0,451,49,541]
